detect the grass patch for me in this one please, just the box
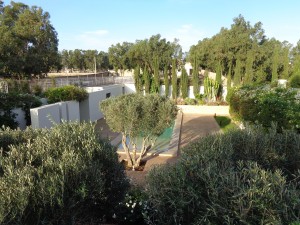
[214,116,238,132]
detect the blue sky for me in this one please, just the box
[3,0,300,52]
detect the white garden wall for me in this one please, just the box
[80,84,123,122]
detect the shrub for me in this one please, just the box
[0,122,129,224]
[146,127,300,225]
[0,93,42,128]
[289,74,300,88]
[228,85,300,131]
[44,85,88,103]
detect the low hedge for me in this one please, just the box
[44,85,88,103]
[146,127,300,225]
[0,122,129,225]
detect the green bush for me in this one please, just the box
[146,127,300,225]
[44,85,88,103]
[289,74,300,88]
[0,93,42,128]
[228,85,300,131]
[0,122,129,224]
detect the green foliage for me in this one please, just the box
[163,66,169,97]
[272,46,279,82]
[180,67,188,99]
[233,58,242,86]
[171,59,177,99]
[192,56,200,97]
[214,115,238,132]
[0,1,59,77]
[0,126,40,154]
[146,127,300,225]
[143,67,150,94]
[0,93,42,128]
[0,122,129,224]
[204,77,219,102]
[289,74,300,88]
[244,50,254,85]
[100,94,177,167]
[152,57,160,93]
[44,85,88,103]
[134,65,143,93]
[228,85,300,132]
[114,188,150,225]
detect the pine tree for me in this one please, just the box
[144,66,150,94]
[181,67,189,99]
[272,47,279,82]
[164,66,169,97]
[171,59,177,100]
[192,56,199,97]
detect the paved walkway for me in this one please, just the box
[95,113,221,187]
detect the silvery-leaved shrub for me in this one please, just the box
[146,127,300,225]
[0,122,129,225]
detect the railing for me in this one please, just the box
[29,75,134,91]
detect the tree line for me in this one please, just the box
[1,0,300,88]
[188,14,300,87]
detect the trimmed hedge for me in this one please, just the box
[0,122,129,224]
[146,127,300,225]
[44,85,88,103]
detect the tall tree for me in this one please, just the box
[244,50,254,85]
[164,65,169,97]
[171,59,177,99]
[272,46,279,82]
[134,65,142,93]
[282,46,290,79]
[215,60,222,84]
[108,42,132,75]
[233,59,242,86]
[181,67,188,99]
[143,66,150,94]
[227,61,232,89]
[0,1,59,77]
[192,56,199,97]
[153,57,160,93]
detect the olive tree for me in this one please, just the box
[100,94,177,168]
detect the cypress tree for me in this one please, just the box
[171,59,177,100]
[244,50,254,85]
[256,65,266,84]
[233,59,241,86]
[192,56,199,97]
[181,67,188,99]
[134,65,142,93]
[272,47,279,82]
[215,60,222,85]
[153,57,160,93]
[144,66,150,94]
[227,62,232,89]
[282,47,290,79]
[164,65,169,97]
